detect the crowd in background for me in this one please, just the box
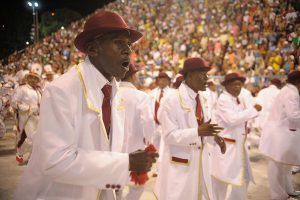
[0,0,300,110]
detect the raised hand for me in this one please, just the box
[198,119,224,137]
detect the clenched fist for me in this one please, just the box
[129,150,158,173]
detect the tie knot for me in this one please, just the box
[236,97,240,104]
[102,85,112,97]
[195,94,199,101]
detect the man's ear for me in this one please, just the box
[86,42,100,57]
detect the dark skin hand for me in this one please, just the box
[198,119,224,136]
[129,150,159,173]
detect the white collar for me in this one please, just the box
[119,81,136,89]
[183,82,198,100]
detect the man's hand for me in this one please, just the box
[198,119,224,137]
[129,150,159,173]
[214,135,226,154]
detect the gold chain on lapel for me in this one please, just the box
[177,90,191,111]
[75,65,109,142]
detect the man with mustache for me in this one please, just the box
[154,57,225,200]
[211,72,262,200]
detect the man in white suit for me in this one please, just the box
[116,64,155,200]
[154,57,226,200]
[211,72,262,200]
[149,71,174,150]
[149,71,175,177]
[259,70,300,200]
[14,11,158,200]
[11,71,42,165]
[255,78,281,130]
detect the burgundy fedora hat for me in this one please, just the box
[179,57,211,76]
[156,71,171,79]
[74,10,143,53]
[287,70,300,84]
[221,72,246,86]
[270,78,281,86]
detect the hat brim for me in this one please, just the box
[74,27,143,53]
[179,67,211,76]
[221,77,246,86]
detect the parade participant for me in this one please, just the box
[154,57,225,200]
[149,71,174,149]
[255,78,281,130]
[211,72,262,200]
[116,63,155,200]
[259,70,300,200]
[149,71,174,177]
[14,11,158,200]
[11,71,42,164]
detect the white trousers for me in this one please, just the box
[211,176,249,200]
[99,190,115,200]
[267,159,294,200]
[200,168,210,200]
[115,187,144,200]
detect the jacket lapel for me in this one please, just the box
[178,84,198,128]
[79,62,102,111]
[199,91,210,122]
[76,62,127,146]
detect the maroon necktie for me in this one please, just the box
[102,84,112,138]
[236,97,240,104]
[154,89,164,124]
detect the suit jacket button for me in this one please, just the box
[116,185,121,189]
[106,184,110,188]
[111,184,116,189]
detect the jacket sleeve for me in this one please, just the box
[36,85,129,188]
[216,96,258,127]
[283,89,300,128]
[137,95,155,144]
[158,98,199,146]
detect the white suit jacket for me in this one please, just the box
[212,91,258,186]
[118,81,155,152]
[255,85,280,129]
[259,84,300,165]
[154,83,213,200]
[11,84,42,139]
[14,58,129,200]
